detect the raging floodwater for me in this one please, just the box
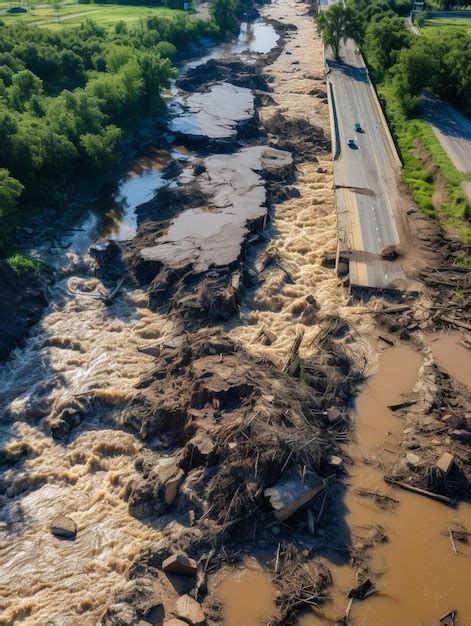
[0,16,282,625]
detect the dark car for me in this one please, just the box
[347,138,357,149]
[6,6,28,12]
[354,122,363,133]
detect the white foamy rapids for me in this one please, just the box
[0,269,174,624]
[229,0,374,367]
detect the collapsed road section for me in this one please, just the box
[323,30,408,290]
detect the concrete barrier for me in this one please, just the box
[327,81,341,161]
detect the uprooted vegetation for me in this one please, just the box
[98,328,362,623]
[122,329,360,528]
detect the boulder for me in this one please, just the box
[50,515,76,540]
[406,453,421,469]
[442,414,465,429]
[451,429,471,443]
[174,595,205,626]
[164,620,188,626]
[162,554,197,577]
[436,452,455,476]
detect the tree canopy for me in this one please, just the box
[316,4,360,60]
[0,11,219,251]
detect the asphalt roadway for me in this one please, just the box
[421,92,471,174]
[326,39,406,289]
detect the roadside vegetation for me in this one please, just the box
[422,17,471,34]
[316,0,471,242]
[0,0,247,259]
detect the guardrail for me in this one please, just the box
[327,80,341,161]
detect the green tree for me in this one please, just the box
[210,0,239,34]
[0,169,23,220]
[316,4,360,61]
[363,12,411,77]
[80,125,122,169]
[139,52,176,111]
[8,70,43,111]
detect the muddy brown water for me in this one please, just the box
[217,342,471,626]
[216,559,276,626]
[427,331,471,391]
[69,145,191,250]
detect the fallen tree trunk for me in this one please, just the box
[439,315,471,332]
[282,330,304,374]
[384,478,456,506]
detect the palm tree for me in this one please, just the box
[316,4,358,61]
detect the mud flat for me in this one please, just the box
[140,147,292,273]
[169,83,255,146]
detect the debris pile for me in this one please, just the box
[270,542,331,625]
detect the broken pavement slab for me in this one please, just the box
[436,452,456,476]
[162,554,198,577]
[169,83,254,142]
[264,470,326,521]
[140,146,293,274]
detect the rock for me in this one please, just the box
[405,453,421,469]
[103,577,162,626]
[451,429,471,443]
[164,469,184,507]
[326,407,342,423]
[337,261,349,277]
[174,595,205,626]
[442,414,465,429]
[162,554,197,577]
[436,452,455,476]
[126,460,185,519]
[50,515,76,540]
[164,620,188,626]
[329,454,344,469]
[264,470,325,521]
[90,239,120,267]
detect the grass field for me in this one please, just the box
[0,2,187,28]
[423,17,471,34]
[379,83,471,244]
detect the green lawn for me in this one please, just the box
[423,17,471,34]
[379,83,471,244]
[1,2,187,28]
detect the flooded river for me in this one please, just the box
[0,15,282,626]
